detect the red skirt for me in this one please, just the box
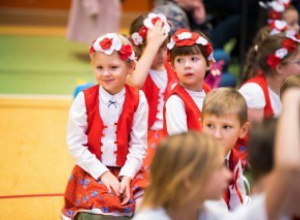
[143,129,164,169]
[61,165,148,219]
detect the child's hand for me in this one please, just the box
[100,171,120,196]
[146,20,169,49]
[119,176,132,205]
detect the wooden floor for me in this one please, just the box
[0,95,74,219]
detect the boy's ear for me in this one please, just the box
[239,122,250,139]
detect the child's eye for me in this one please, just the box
[97,66,103,70]
[223,125,232,130]
[191,57,198,61]
[206,123,214,129]
[176,58,183,63]
[110,66,118,70]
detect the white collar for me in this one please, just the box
[225,150,231,161]
[99,85,125,104]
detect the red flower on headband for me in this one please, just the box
[100,37,113,50]
[151,17,162,25]
[89,39,96,55]
[119,45,132,60]
[283,38,297,52]
[138,26,148,39]
[267,54,281,69]
[173,29,199,47]
[269,10,281,20]
[205,43,213,56]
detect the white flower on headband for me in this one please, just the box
[274,20,287,30]
[177,32,192,40]
[208,53,215,62]
[196,36,208,46]
[93,33,122,55]
[269,1,285,12]
[285,30,300,43]
[167,39,176,50]
[278,0,291,4]
[143,13,171,34]
[131,32,143,46]
[275,48,288,58]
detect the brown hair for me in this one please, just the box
[248,33,300,78]
[243,26,271,82]
[280,75,300,98]
[142,131,223,210]
[129,13,168,58]
[202,87,248,125]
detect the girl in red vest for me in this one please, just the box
[164,29,214,135]
[127,13,178,167]
[240,29,300,123]
[61,33,149,219]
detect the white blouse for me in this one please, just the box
[165,88,206,135]
[239,83,282,117]
[67,85,148,180]
[149,69,168,130]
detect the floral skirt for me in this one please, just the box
[143,129,164,170]
[61,165,148,219]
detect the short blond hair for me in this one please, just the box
[280,75,300,99]
[142,132,223,210]
[202,87,248,125]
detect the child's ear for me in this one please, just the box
[206,60,214,71]
[128,60,137,74]
[183,177,193,190]
[275,63,285,76]
[239,122,250,139]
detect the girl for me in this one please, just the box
[239,32,300,122]
[164,29,214,135]
[127,13,178,167]
[61,33,149,219]
[133,132,231,220]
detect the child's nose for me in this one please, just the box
[103,69,110,76]
[184,60,191,68]
[214,128,222,139]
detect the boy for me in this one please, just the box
[201,87,250,211]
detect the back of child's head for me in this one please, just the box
[248,118,277,183]
[129,13,170,58]
[280,75,300,98]
[89,33,136,63]
[167,29,214,67]
[253,32,300,76]
[244,20,289,81]
[202,87,248,125]
[142,131,223,210]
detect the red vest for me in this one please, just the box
[245,74,274,118]
[83,85,140,166]
[142,62,178,129]
[163,83,211,135]
[223,149,242,209]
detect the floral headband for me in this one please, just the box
[269,20,288,35]
[89,33,136,61]
[267,31,300,68]
[131,13,171,46]
[259,0,291,21]
[167,29,215,62]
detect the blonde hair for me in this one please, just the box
[280,75,300,98]
[202,87,248,125]
[142,132,223,210]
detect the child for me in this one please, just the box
[164,29,214,135]
[201,88,250,211]
[133,132,231,220]
[61,33,149,219]
[127,13,178,167]
[282,4,299,34]
[239,32,300,122]
[280,75,300,98]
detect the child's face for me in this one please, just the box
[151,45,168,70]
[283,9,300,34]
[278,50,300,78]
[202,113,249,155]
[92,52,134,95]
[173,53,210,91]
[202,165,232,200]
